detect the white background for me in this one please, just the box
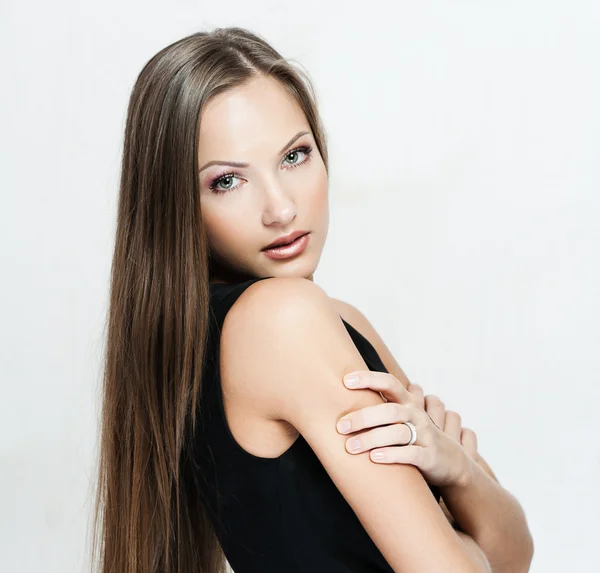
[1,1,599,571]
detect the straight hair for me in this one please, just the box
[90,26,329,573]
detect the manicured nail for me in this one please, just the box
[337,419,352,433]
[347,438,361,452]
[344,374,359,387]
[372,451,386,461]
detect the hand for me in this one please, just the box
[336,370,476,488]
[423,392,479,462]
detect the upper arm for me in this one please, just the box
[332,298,413,389]
[221,278,481,573]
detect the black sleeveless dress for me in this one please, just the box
[193,277,441,572]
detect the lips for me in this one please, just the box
[262,232,311,260]
[263,230,309,250]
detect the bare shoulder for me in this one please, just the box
[227,277,330,321]
[222,277,334,358]
[218,280,479,571]
[331,297,411,388]
[219,277,346,416]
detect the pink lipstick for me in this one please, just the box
[262,232,310,260]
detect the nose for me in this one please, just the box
[261,179,297,227]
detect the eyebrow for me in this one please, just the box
[198,130,311,173]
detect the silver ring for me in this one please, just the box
[404,421,417,446]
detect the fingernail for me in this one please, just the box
[344,374,359,387]
[347,438,361,452]
[372,451,386,461]
[337,419,352,433]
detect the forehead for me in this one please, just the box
[197,76,308,157]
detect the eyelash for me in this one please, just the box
[208,145,313,194]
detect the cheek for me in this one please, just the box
[202,207,247,256]
[305,168,329,219]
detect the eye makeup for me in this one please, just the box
[207,145,313,195]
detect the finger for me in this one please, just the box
[444,410,462,442]
[407,383,425,408]
[424,394,446,429]
[460,427,478,458]
[343,371,417,407]
[369,445,426,468]
[344,422,415,454]
[336,401,416,434]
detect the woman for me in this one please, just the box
[91,27,533,573]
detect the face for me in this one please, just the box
[197,75,329,284]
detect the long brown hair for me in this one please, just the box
[90,27,329,573]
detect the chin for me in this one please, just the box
[265,257,320,280]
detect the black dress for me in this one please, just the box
[192,277,441,572]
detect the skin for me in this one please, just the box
[198,74,328,285]
[197,73,471,487]
[197,74,533,571]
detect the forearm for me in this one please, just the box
[455,530,491,573]
[440,460,534,573]
[474,453,500,484]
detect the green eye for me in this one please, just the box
[283,145,313,168]
[218,176,234,189]
[209,173,241,194]
[208,145,314,195]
